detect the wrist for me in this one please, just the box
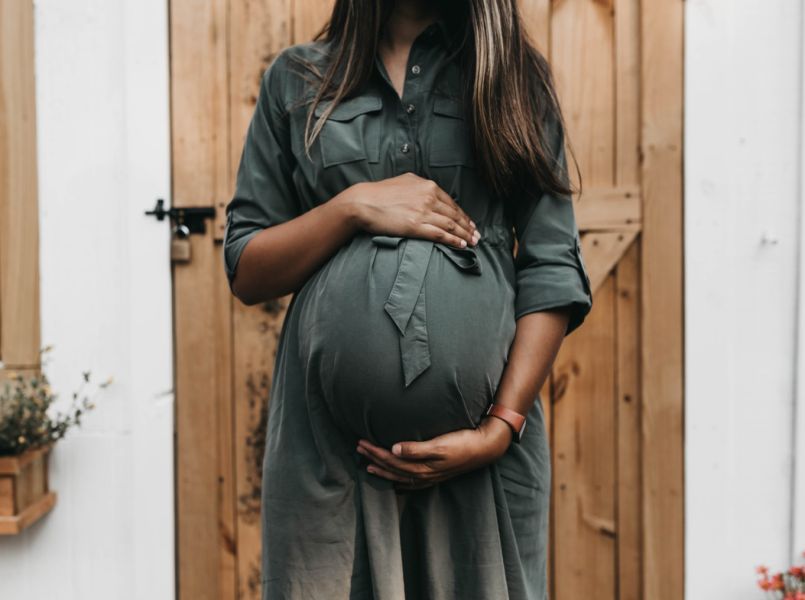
[332,182,369,231]
[478,415,514,458]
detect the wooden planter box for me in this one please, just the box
[0,445,57,534]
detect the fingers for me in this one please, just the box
[420,220,467,248]
[419,222,471,249]
[426,204,478,248]
[421,180,479,248]
[366,463,431,487]
[392,440,444,461]
[356,441,439,480]
[432,185,476,235]
[356,437,466,489]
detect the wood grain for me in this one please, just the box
[615,0,641,186]
[519,0,552,55]
[171,0,236,598]
[616,240,643,600]
[581,230,639,294]
[552,274,618,600]
[551,0,616,188]
[0,0,40,369]
[293,0,335,42]
[575,187,642,232]
[639,0,685,598]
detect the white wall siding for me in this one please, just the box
[686,0,804,598]
[794,0,805,565]
[0,1,174,599]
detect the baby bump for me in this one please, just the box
[296,231,517,449]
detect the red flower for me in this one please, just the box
[771,573,785,591]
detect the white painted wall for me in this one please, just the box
[0,1,174,599]
[686,0,805,598]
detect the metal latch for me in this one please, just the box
[145,198,216,263]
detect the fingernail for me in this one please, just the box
[367,466,375,474]
[470,220,476,228]
[392,444,402,456]
[460,239,467,248]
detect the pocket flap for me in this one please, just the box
[433,95,466,120]
[314,95,383,120]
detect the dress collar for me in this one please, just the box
[422,14,460,50]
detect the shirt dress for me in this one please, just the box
[223,16,593,600]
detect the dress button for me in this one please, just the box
[401,143,410,153]
[405,103,416,114]
[411,64,421,75]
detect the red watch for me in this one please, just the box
[484,403,526,444]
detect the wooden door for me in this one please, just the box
[169,1,683,599]
[529,1,684,599]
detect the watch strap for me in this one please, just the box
[485,403,526,444]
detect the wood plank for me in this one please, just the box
[575,186,642,231]
[15,452,45,510]
[640,0,685,598]
[232,296,290,596]
[171,0,230,212]
[0,477,13,515]
[615,239,642,600]
[0,0,40,368]
[293,0,335,43]
[614,0,641,186]
[213,242,237,600]
[580,230,639,295]
[0,491,56,535]
[174,234,235,600]
[0,366,37,384]
[551,274,618,599]
[0,444,51,475]
[170,0,235,598]
[551,0,616,188]
[519,0,551,55]
[228,0,293,596]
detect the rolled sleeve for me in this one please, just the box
[511,108,593,336]
[223,49,302,292]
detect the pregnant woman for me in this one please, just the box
[223,0,593,598]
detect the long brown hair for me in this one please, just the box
[287,0,579,201]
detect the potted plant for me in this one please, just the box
[756,550,805,599]
[0,345,112,534]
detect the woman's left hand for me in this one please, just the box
[356,416,514,491]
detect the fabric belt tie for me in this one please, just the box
[371,235,483,387]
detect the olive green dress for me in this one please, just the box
[223,16,593,600]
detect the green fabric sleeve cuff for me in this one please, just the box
[223,226,261,293]
[514,260,593,336]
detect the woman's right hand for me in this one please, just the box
[345,173,480,248]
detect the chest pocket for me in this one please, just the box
[429,95,476,168]
[314,95,383,168]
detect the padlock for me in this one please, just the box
[171,223,192,263]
